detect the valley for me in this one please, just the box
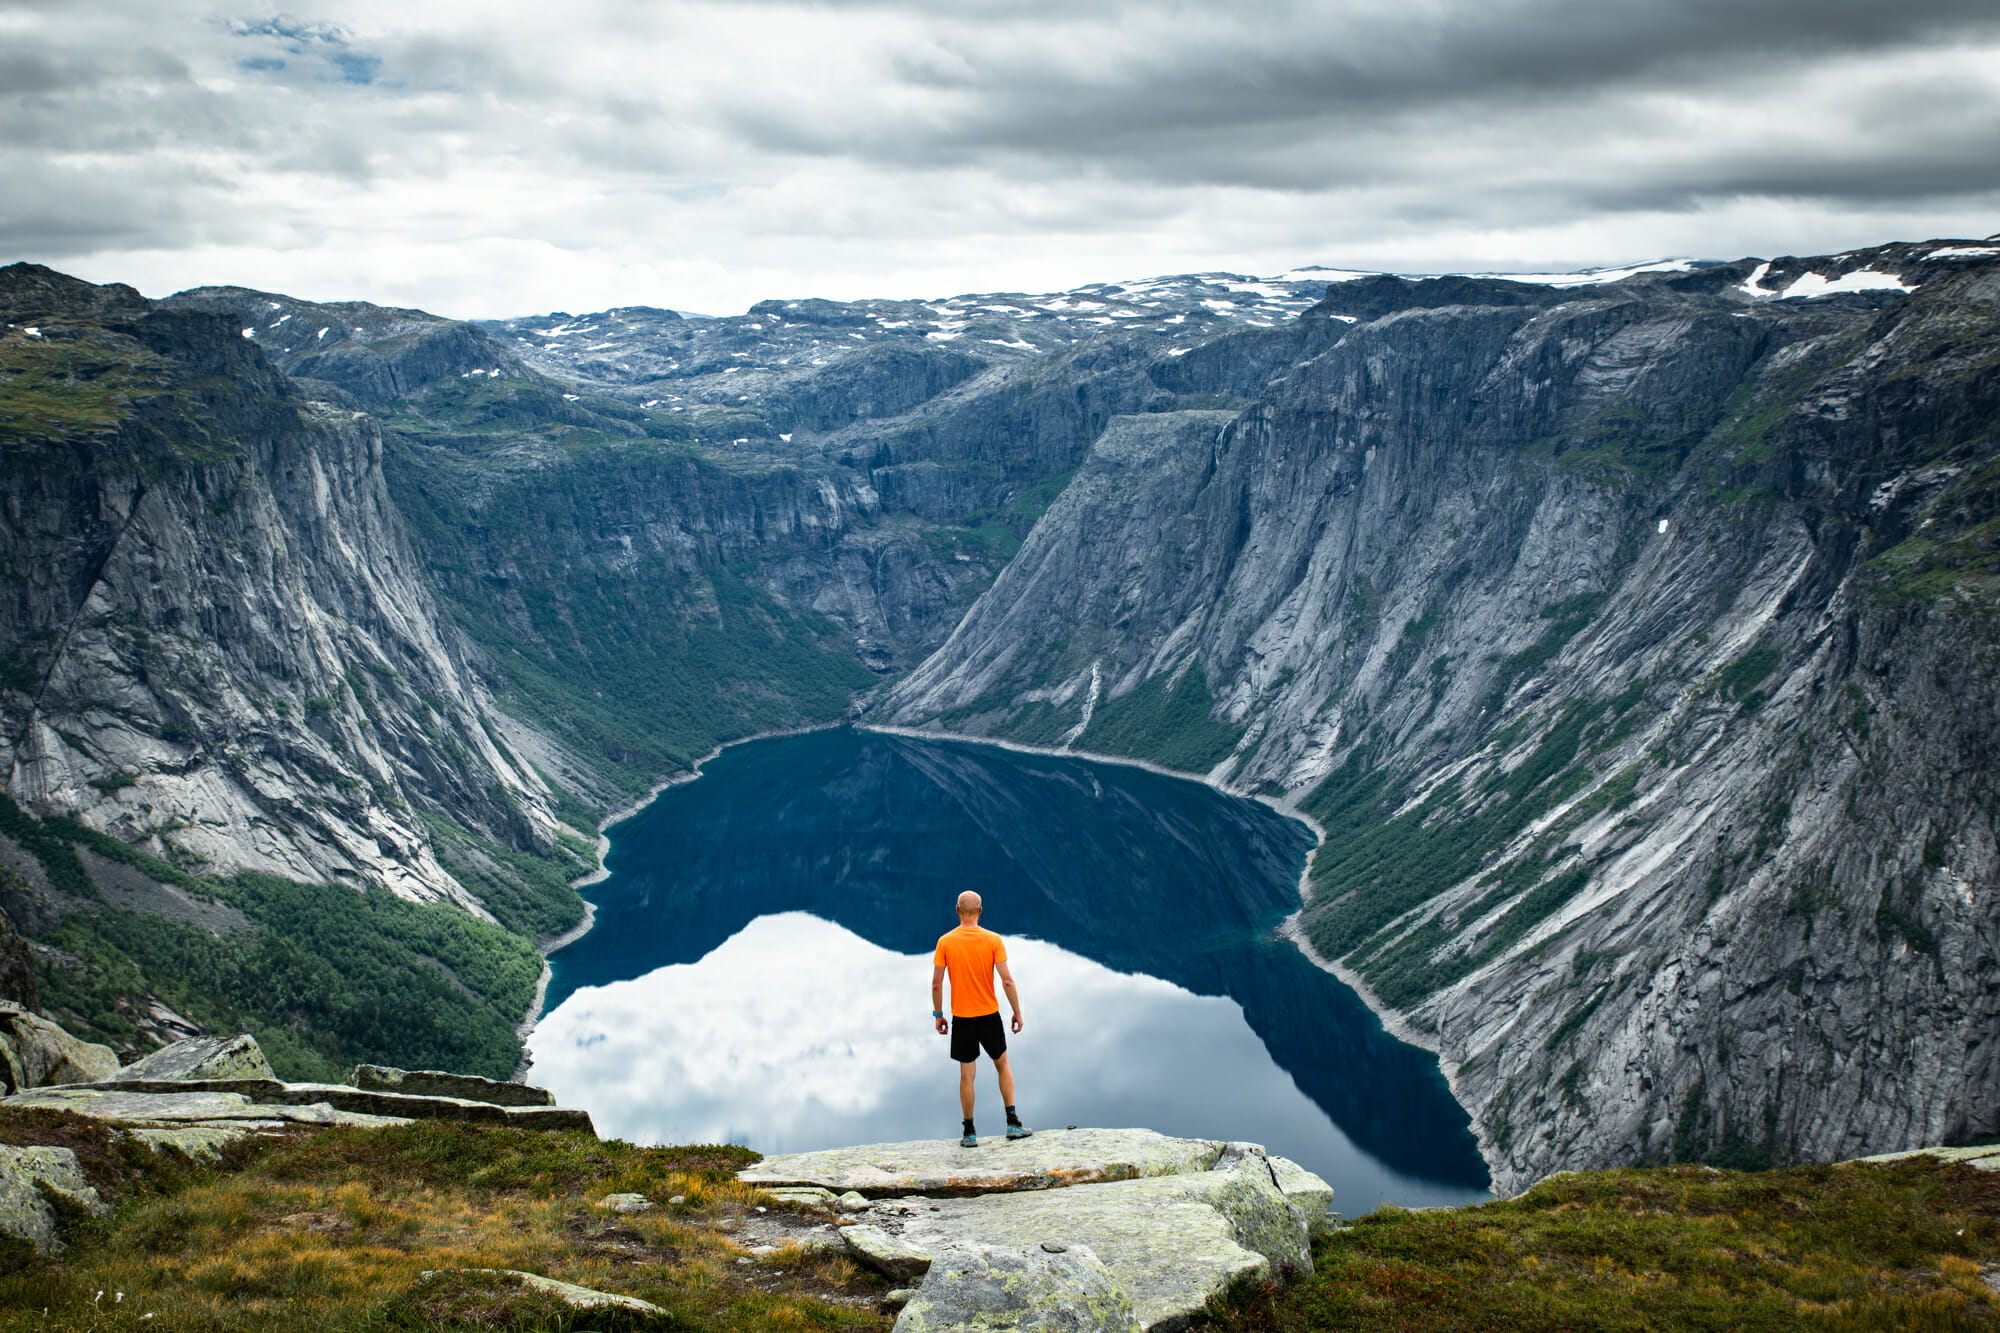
[2,240,1996,1195]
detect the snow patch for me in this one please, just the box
[1736,262,1776,297]
[316,327,329,339]
[1461,259,1695,287]
[1271,266,1380,284]
[1927,246,2000,260]
[241,328,256,338]
[1658,518,1671,534]
[1780,269,1913,298]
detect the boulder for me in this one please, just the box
[766,1185,838,1208]
[841,1223,935,1281]
[894,1241,1140,1333]
[0,1145,107,1255]
[350,1064,555,1107]
[1265,1155,1337,1235]
[128,1124,260,1160]
[108,1033,275,1083]
[891,1152,1310,1330]
[0,1004,120,1092]
[741,1128,1224,1198]
[596,1192,654,1214]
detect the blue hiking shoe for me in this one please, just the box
[1006,1122,1033,1140]
[960,1130,979,1148]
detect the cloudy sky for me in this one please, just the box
[5,0,1998,318]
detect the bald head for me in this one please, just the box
[956,891,982,920]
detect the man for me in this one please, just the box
[932,890,1032,1148]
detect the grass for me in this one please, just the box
[1196,1157,2000,1332]
[0,1116,888,1333]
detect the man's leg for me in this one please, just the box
[994,1053,1031,1137]
[959,1061,977,1119]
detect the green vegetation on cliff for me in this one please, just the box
[1078,661,1245,773]
[387,437,877,793]
[5,798,561,1082]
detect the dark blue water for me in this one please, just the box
[526,728,1489,1210]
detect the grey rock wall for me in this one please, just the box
[0,264,564,910]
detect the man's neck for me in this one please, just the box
[958,917,980,929]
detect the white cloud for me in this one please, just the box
[4,0,1998,316]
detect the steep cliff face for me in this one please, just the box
[0,264,562,911]
[879,242,2000,1192]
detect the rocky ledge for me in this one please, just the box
[0,1033,592,1255]
[744,1129,1337,1332]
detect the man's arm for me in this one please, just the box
[932,965,948,1034]
[997,959,1022,1034]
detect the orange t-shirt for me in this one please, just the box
[933,924,1008,1018]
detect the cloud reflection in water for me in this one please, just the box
[527,911,1483,1210]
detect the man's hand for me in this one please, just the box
[1011,1012,1023,1035]
[935,1014,949,1035]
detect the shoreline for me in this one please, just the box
[513,723,846,1054]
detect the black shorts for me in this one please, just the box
[949,1011,1007,1063]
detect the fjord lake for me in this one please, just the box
[527,728,1489,1211]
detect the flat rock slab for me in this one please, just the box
[128,1124,262,1160]
[415,1268,665,1317]
[742,1128,1223,1198]
[888,1159,1310,1331]
[351,1064,555,1107]
[1857,1144,2000,1170]
[73,1078,593,1133]
[4,1086,409,1129]
[895,1241,1139,1333]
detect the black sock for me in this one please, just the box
[962,1118,975,1135]
[1005,1105,1022,1126]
